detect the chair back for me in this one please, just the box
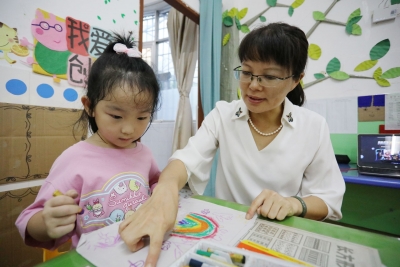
[42,239,71,262]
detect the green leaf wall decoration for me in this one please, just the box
[326,57,341,74]
[354,60,377,71]
[346,16,362,34]
[291,0,305,8]
[308,44,322,60]
[238,8,248,20]
[267,0,277,7]
[345,24,352,34]
[288,0,304,16]
[347,8,361,23]
[376,79,390,87]
[329,71,350,80]
[228,8,238,17]
[223,16,233,27]
[222,33,230,46]
[241,25,250,33]
[380,67,400,79]
[347,15,362,25]
[373,67,390,87]
[260,16,266,22]
[373,67,382,79]
[314,73,325,79]
[351,24,362,35]
[235,17,241,30]
[370,39,390,60]
[288,6,294,16]
[313,11,325,21]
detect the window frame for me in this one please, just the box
[143,2,202,125]
[143,8,170,69]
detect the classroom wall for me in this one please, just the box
[181,0,199,14]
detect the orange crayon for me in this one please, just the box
[237,240,313,267]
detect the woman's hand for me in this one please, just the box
[118,159,189,267]
[42,189,80,239]
[246,189,301,220]
[119,183,179,267]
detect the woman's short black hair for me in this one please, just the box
[75,32,160,135]
[238,22,308,106]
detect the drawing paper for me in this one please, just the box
[76,196,256,267]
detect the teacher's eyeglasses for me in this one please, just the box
[233,66,294,87]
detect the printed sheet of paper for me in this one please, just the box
[385,93,400,130]
[233,219,383,267]
[304,97,358,134]
[76,197,256,267]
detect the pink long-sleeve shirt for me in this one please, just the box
[15,141,160,250]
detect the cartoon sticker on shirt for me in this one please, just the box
[86,198,105,217]
[113,182,128,194]
[129,180,140,191]
[109,209,125,222]
[79,172,151,229]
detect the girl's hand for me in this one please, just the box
[42,189,81,239]
[246,189,300,221]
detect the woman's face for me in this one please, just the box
[239,60,302,115]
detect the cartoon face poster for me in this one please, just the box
[358,95,385,122]
[76,197,256,267]
[0,0,140,109]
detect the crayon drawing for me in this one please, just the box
[171,213,218,239]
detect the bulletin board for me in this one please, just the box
[0,0,142,109]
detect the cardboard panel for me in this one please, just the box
[0,103,87,184]
[0,187,43,267]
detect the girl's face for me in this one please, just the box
[84,86,153,149]
[239,60,302,115]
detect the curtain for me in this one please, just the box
[199,0,222,197]
[167,8,199,153]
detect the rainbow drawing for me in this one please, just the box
[171,213,218,239]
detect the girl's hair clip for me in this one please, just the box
[113,43,142,58]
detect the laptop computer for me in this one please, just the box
[358,134,400,178]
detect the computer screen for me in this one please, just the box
[358,134,400,167]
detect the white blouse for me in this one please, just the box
[171,98,345,220]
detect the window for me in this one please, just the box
[143,7,198,121]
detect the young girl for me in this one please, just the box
[15,33,161,250]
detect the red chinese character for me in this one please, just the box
[66,17,90,56]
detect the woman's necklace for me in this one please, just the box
[248,115,283,136]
